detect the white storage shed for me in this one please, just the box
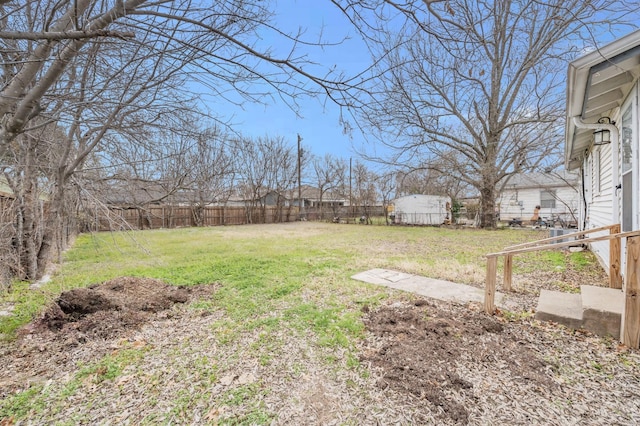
[391,194,451,225]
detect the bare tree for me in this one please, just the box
[335,0,640,228]
[329,157,350,219]
[374,171,395,225]
[311,153,345,221]
[87,123,200,230]
[351,160,377,223]
[396,151,471,201]
[181,126,236,226]
[0,0,353,279]
[234,135,299,223]
[263,137,299,222]
[234,138,267,224]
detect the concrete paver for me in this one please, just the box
[351,268,505,306]
[352,269,624,339]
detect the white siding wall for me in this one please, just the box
[498,188,542,220]
[584,141,615,268]
[553,187,581,214]
[498,186,580,223]
[497,189,526,220]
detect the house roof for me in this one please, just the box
[565,30,640,170]
[502,171,579,190]
[0,175,49,200]
[296,185,347,201]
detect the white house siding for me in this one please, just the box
[551,186,581,221]
[623,84,640,233]
[565,31,640,281]
[584,136,616,268]
[499,189,540,220]
[498,177,580,223]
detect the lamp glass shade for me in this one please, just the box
[594,129,610,145]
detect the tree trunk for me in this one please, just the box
[191,205,204,227]
[10,138,48,281]
[36,183,66,279]
[20,198,40,281]
[479,131,499,229]
[479,185,497,229]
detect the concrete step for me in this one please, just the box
[580,285,624,338]
[535,285,624,338]
[535,289,583,330]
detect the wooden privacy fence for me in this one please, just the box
[89,205,300,231]
[87,205,388,231]
[484,224,640,348]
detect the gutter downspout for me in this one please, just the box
[581,163,587,230]
[571,116,620,226]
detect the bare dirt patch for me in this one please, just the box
[360,299,556,424]
[0,277,217,399]
[29,277,214,340]
[2,272,639,424]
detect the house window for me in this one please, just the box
[621,103,634,232]
[540,190,556,209]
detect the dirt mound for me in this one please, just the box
[30,277,216,341]
[57,277,189,316]
[0,278,217,400]
[361,299,555,425]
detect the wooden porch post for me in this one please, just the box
[622,236,640,349]
[484,256,498,314]
[503,254,513,292]
[610,224,622,289]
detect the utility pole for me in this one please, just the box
[349,157,352,219]
[297,134,304,220]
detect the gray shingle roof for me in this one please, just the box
[501,171,579,190]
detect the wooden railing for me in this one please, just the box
[484,224,640,348]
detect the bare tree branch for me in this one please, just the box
[336,0,640,228]
[0,29,134,40]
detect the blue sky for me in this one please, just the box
[197,1,375,163]
[194,2,640,170]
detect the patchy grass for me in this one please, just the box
[1,224,587,340]
[0,345,149,420]
[0,384,47,419]
[569,251,594,270]
[0,222,614,424]
[0,281,51,341]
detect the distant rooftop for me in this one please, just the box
[501,171,579,189]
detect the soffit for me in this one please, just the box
[565,30,640,170]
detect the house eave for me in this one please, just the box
[565,30,640,170]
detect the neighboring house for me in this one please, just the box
[97,180,184,208]
[565,29,640,269]
[223,195,247,207]
[497,172,580,225]
[0,177,15,222]
[259,191,290,207]
[290,185,348,209]
[391,194,451,225]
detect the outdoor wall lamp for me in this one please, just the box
[593,117,613,145]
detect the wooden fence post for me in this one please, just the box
[610,224,622,289]
[503,254,513,292]
[622,236,640,348]
[484,256,498,314]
